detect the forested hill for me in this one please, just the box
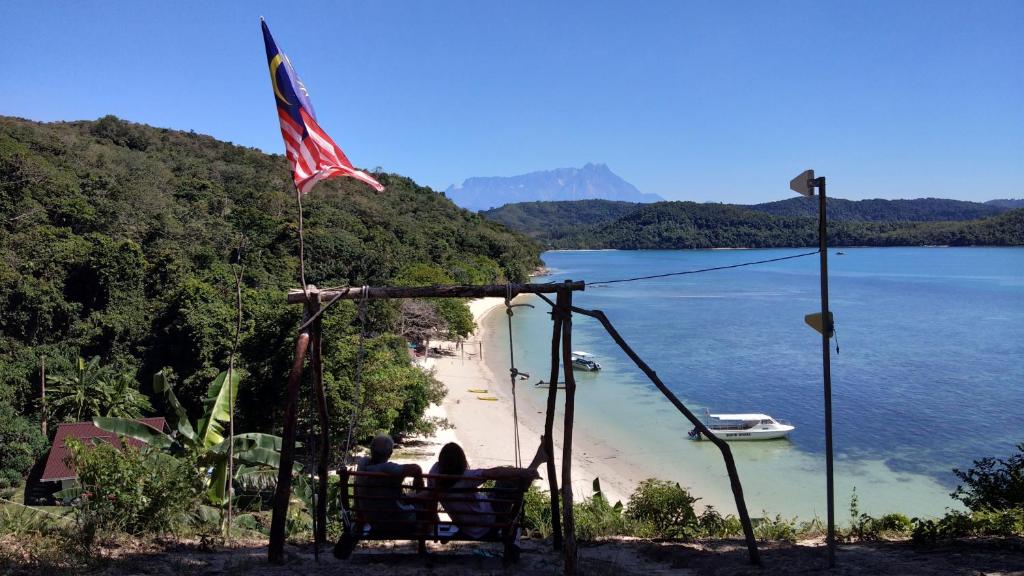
[482,199,1024,249]
[0,115,540,446]
[745,196,1009,221]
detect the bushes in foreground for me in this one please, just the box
[65,440,203,536]
[911,443,1024,545]
[522,479,746,542]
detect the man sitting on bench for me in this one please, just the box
[354,434,423,534]
[428,438,547,539]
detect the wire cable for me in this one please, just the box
[587,249,819,286]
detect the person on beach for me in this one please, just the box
[354,434,423,531]
[428,439,547,539]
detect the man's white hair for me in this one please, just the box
[370,434,394,460]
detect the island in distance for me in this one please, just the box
[444,162,663,212]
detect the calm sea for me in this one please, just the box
[483,247,1024,519]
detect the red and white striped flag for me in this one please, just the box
[261,19,384,194]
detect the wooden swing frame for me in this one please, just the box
[267,280,761,571]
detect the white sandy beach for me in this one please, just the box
[396,297,647,506]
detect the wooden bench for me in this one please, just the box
[334,469,531,563]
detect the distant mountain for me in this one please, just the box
[444,163,662,212]
[986,199,1024,209]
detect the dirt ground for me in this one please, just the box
[3,535,1022,576]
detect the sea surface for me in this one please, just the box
[481,247,1024,519]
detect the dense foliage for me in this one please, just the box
[66,440,203,535]
[951,443,1024,512]
[0,115,541,458]
[0,402,46,490]
[624,479,701,539]
[482,199,1024,249]
[481,199,639,238]
[746,196,1009,221]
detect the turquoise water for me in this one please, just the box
[484,247,1024,519]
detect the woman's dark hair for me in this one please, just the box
[437,442,468,489]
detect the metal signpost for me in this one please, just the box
[790,170,836,567]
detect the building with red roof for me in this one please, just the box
[26,418,166,503]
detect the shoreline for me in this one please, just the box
[399,297,645,505]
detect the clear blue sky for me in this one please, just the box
[2,0,1021,203]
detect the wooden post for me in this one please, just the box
[310,294,330,545]
[558,282,578,575]
[544,293,564,550]
[40,356,46,438]
[268,320,312,563]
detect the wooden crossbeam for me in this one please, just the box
[286,282,585,304]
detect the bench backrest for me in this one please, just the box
[340,469,529,536]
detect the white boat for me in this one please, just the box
[570,351,601,371]
[688,413,794,441]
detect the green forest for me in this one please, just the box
[0,115,541,490]
[483,199,1024,250]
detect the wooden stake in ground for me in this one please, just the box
[544,297,564,550]
[40,356,46,438]
[268,316,312,563]
[309,294,330,544]
[558,282,578,575]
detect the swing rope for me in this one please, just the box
[341,286,370,466]
[505,285,534,468]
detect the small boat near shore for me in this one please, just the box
[570,351,601,371]
[688,413,794,441]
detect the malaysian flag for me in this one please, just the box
[261,19,384,194]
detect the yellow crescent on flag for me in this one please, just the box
[269,54,290,105]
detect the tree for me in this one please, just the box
[46,356,151,422]
[0,402,46,489]
[952,444,1024,512]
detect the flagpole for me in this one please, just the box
[294,185,310,302]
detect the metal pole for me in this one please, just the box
[817,177,835,567]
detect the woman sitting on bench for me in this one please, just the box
[428,438,547,539]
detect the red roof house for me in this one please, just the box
[39,418,167,483]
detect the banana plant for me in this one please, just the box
[94,370,297,505]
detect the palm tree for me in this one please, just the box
[47,357,105,422]
[47,357,154,422]
[100,371,154,418]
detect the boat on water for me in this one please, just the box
[688,413,794,441]
[570,351,601,371]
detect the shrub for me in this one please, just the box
[970,508,1024,537]
[625,479,700,539]
[697,506,743,538]
[752,512,798,542]
[66,439,202,535]
[951,443,1024,512]
[870,513,913,535]
[797,516,827,539]
[573,490,626,541]
[521,485,554,539]
[911,508,1023,545]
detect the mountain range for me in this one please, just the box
[444,163,662,212]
